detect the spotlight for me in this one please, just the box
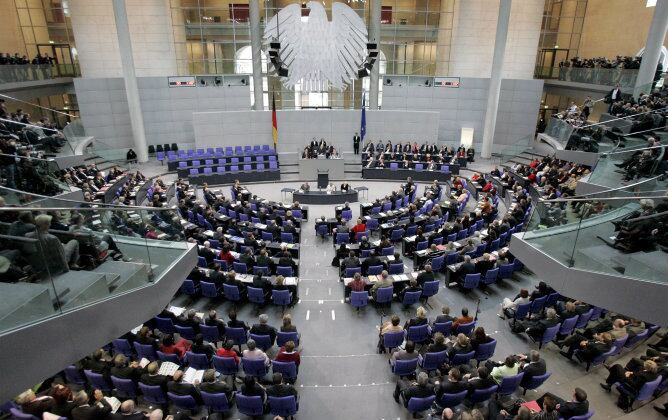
[270,41,281,50]
[214,77,222,86]
[199,78,207,86]
[366,43,377,50]
[358,68,369,78]
[278,67,289,77]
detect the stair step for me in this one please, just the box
[93,260,150,293]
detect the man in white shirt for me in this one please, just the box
[242,339,271,366]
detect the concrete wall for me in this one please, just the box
[449,0,543,80]
[382,78,543,150]
[193,109,440,154]
[0,0,25,56]
[578,0,668,59]
[74,77,251,149]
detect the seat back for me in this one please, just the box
[268,395,298,417]
[402,290,422,306]
[157,350,180,364]
[559,315,578,336]
[276,266,293,276]
[469,385,498,404]
[431,255,445,271]
[375,286,394,304]
[432,321,452,336]
[9,408,38,420]
[345,267,362,277]
[272,289,292,306]
[336,232,350,244]
[497,372,524,396]
[530,296,547,314]
[226,327,248,346]
[368,265,383,275]
[185,351,210,369]
[241,357,268,377]
[521,371,551,391]
[84,370,111,391]
[277,331,300,347]
[421,280,439,298]
[474,339,497,362]
[392,358,418,376]
[247,286,266,304]
[212,355,239,375]
[223,284,241,301]
[200,281,218,298]
[437,390,468,409]
[420,350,448,371]
[624,329,649,348]
[167,392,197,410]
[568,411,595,420]
[389,263,405,275]
[381,246,394,256]
[272,360,298,380]
[199,324,220,343]
[545,292,560,308]
[200,391,230,413]
[636,375,663,401]
[498,263,514,279]
[232,262,248,274]
[463,273,480,289]
[351,291,369,308]
[575,309,594,329]
[64,365,86,385]
[249,333,273,351]
[450,350,475,366]
[406,324,430,343]
[514,302,532,321]
[482,268,499,285]
[383,330,405,351]
[111,376,137,399]
[539,324,560,347]
[406,395,436,414]
[455,321,476,336]
[175,325,196,341]
[112,339,133,357]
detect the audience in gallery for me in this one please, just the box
[363,140,474,169]
[559,56,642,70]
[0,107,65,156]
[0,52,55,66]
[301,137,339,158]
[506,155,590,198]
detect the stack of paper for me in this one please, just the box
[157,361,180,377]
[104,397,122,413]
[183,367,205,384]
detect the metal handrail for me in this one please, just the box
[578,106,668,130]
[570,174,665,198]
[535,194,667,203]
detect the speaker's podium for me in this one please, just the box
[317,171,329,189]
[298,158,345,180]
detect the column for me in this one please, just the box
[112,0,148,162]
[249,0,264,110]
[634,0,668,98]
[368,0,381,109]
[435,0,454,76]
[481,0,511,159]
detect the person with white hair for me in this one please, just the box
[109,399,160,420]
[26,213,79,274]
[250,313,278,347]
[393,371,435,408]
[242,339,271,366]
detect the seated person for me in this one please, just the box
[487,356,519,384]
[199,368,233,402]
[558,332,614,362]
[167,370,203,404]
[390,340,418,363]
[227,309,250,330]
[470,327,494,351]
[378,314,403,353]
[536,388,589,419]
[434,368,468,401]
[404,306,429,329]
[250,313,278,347]
[240,376,266,403]
[499,288,530,319]
[447,333,473,359]
[275,340,301,370]
[452,307,473,330]
[215,340,240,364]
[369,270,393,299]
[340,182,351,192]
[399,278,421,301]
[242,339,270,367]
[512,308,560,342]
[176,309,202,333]
[393,371,434,408]
[434,306,456,325]
[190,334,215,359]
[348,272,366,294]
[281,313,298,333]
[427,332,448,353]
[600,359,659,395]
[140,361,169,390]
[517,350,547,384]
[26,213,80,274]
[14,389,54,418]
[159,335,190,359]
[474,253,495,275]
[465,366,496,391]
[266,372,299,398]
[453,255,475,286]
[342,250,361,271]
[416,264,434,286]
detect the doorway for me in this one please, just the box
[36,43,77,77]
[535,48,570,79]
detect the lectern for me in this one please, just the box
[317,170,329,189]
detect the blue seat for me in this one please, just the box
[341,209,353,221]
[624,329,649,349]
[389,263,404,275]
[223,284,241,303]
[530,296,547,315]
[242,357,269,378]
[381,246,394,256]
[226,327,248,347]
[497,372,524,397]
[280,232,294,243]
[200,391,231,413]
[111,376,137,399]
[402,290,422,307]
[272,361,298,381]
[618,375,663,411]
[418,350,448,372]
[407,395,436,417]
[185,351,210,369]
[84,370,112,392]
[64,365,86,385]
[247,286,266,306]
[317,224,329,238]
[497,263,515,280]
[253,266,270,275]
[567,411,595,420]
[277,331,300,347]
[336,232,350,244]
[468,385,498,404]
[390,228,405,242]
[382,330,405,352]
[277,266,294,276]
[168,392,197,413]
[431,255,445,272]
[533,324,560,349]
[481,268,499,286]
[368,265,384,275]
[421,280,439,306]
[112,338,133,357]
[249,333,273,351]
[199,324,220,343]
[445,252,460,265]
[437,390,468,409]
[545,292,560,308]
[9,408,40,419]
[268,395,299,418]
[133,342,157,360]
[474,339,497,364]
[462,273,480,291]
[272,289,292,310]
[154,316,176,334]
[351,291,369,310]
[212,356,239,376]
[180,279,198,296]
[589,306,604,322]
[232,262,248,274]
[520,371,551,395]
[511,302,532,326]
[200,281,218,299]
[391,358,418,377]
[574,309,594,329]
[375,286,394,309]
[450,350,475,366]
[175,325,196,341]
[406,324,430,344]
[577,345,617,371]
[157,351,181,364]
[345,267,362,277]
[432,321,452,336]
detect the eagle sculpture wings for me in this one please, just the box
[263,1,368,91]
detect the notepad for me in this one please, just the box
[183,367,205,384]
[168,306,185,317]
[158,361,180,377]
[139,358,150,368]
[105,397,122,413]
[521,401,541,412]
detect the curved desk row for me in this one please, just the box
[362,168,452,182]
[167,154,277,171]
[292,190,359,205]
[185,169,280,186]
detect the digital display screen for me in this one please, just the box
[168,76,196,87]
[433,77,460,88]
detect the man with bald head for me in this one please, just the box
[167,370,203,404]
[110,400,159,420]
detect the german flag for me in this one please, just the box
[271,93,278,149]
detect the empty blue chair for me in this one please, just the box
[383,331,404,352]
[155,316,176,334]
[437,390,468,409]
[280,232,294,243]
[189,168,199,176]
[247,286,266,306]
[277,266,294,277]
[545,292,560,308]
[133,342,157,361]
[497,372,525,397]
[180,279,198,296]
[445,252,460,265]
[168,392,197,413]
[368,265,384,275]
[277,331,300,347]
[520,371,551,395]
[232,261,249,274]
[407,395,435,417]
[389,263,404,275]
[336,232,350,244]
[200,281,218,299]
[432,321,452,336]
[185,351,210,369]
[223,284,241,303]
[406,324,430,344]
[112,339,133,357]
[341,209,353,221]
[558,315,578,337]
[474,339,497,364]
[574,309,594,329]
[578,345,617,371]
[481,268,498,287]
[468,385,498,404]
[175,325,196,341]
[272,361,298,381]
[84,370,112,392]
[498,263,514,280]
[381,246,394,256]
[390,228,405,242]
[375,286,394,310]
[226,327,248,348]
[589,306,604,322]
[609,336,628,357]
[406,225,418,236]
[534,324,560,349]
[178,161,187,168]
[462,273,480,291]
[268,395,298,417]
[201,391,230,413]
[421,280,439,306]
[351,291,369,310]
[392,358,418,377]
[402,290,422,308]
[272,289,292,310]
[199,324,220,343]
[431,255,445,272]
[450,350,475,366]
[624,329,649,349]
[242,357,269,378]
[447,233,457,242]
[345,267,362,277]
[419,350,448,372]
[316,224,329,238]
[530,296,547,315]
[111,376,137,399]
[212,356,239,376]
[64,365,86,385]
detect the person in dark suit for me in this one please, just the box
[454,255,475,286]
[342,251,361,271]
[227,309,250,330]
[250,313,278,346]
[537,387,589,419]
[139,362,168,391]
[600,359,659,393]
[434,368,468,400]
[207,264,225,289]
[176,309,202,334]
[513,308,560,341]
[353,132,361,154]
[474,253,495,276]
[71,390,112,420]
[255,249,272,269]
[240,376,266,402]
[81,349,111,380]
[239,248,255,270]
[427,332,448,353]
[394,371,435,407]
[167,370,203,404]
[110,354,142,383]
[518,350,547,383]
[251,274,273,300]
[110,400,154,420]
[199,241,217,265]
[466,366,496,391]
[266,372,299,399]
[605,84,623,112]
[190,334,215,359]
[399,279,422,301]
[560,332,613,362]
[204,310,226,337]
[362,250,385,275]
[434,306,456,325]
[470,327,494,351]
[416,264,434,286]
[198,369,233,401]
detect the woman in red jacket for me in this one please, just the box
[275,340,301,369]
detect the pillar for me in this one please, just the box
[481,0,511,159]
[368,0,381,109]
[435,0,454,76]
[112,0,148,162]
[249,0,264,110]
[634,0,668,98]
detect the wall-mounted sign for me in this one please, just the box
[168,76,196,87]
[433,77,460,88]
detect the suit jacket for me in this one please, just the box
[140,373,169,391]
[579,340,611,362]
[435,380,468,399]
[110,411,148,420]
[519,359,546,380]
[267,383,298,398]
[558,400,589,419]
[353,135,361,144]
[71,400,112,420]
[199,381,233,399]
[402,383,434,407]
[468,376,496,391]
[250,323,277,345]
[416,271,434,285]
[167,380,203,404]
[111,366,142,382]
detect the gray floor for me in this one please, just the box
[162,178,666,420]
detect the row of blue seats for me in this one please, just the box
[187,162,279,176]
[160,144,274,159]
[180,280,294,308]
[176,155,278,167]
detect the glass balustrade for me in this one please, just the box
[0,63,80,84]
[534,66,639,88]
[587,144,667,188]
[0,154,75,198]
[0,205,189,334]
[521,195,668,284]
[497,134,533,165]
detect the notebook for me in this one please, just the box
[521,401,541,412]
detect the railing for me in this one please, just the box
[534,66,639,88]
[0,205,188,334]
[0,63,79,84]
[0,153,74,198]
[587,144,667,188]
[544,118,576,148]
[521,195,667,284]
[497,134,534,165]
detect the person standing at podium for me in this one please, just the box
[353,132,361,155]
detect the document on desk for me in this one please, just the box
[387,255,395,261]
[139,358,151,368]
[368,275,379,283]
[168,306,185,317]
